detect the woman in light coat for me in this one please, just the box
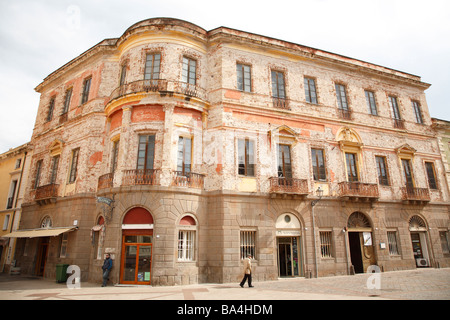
[239,254,254,287]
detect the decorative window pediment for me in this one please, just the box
[396,144,416,159]
[49,139,64,157]
[336,127,363,149]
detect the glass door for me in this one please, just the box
[120,235,152,285]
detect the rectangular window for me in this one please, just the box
[412,101,424,124]
[7,180,17,209]
[111,140,120,173]
[425,162,437,189]
[81,77,91,104]
[68,148,80,183]
[137,135,155,170]
[304,77,318,104]
[238,139,255,176]
[439,231,450,254]
[311,148,326,181]
[50,155,60,184]
[335,84,349,110]
[365,90,378,115]
[2,215,10,231]
[59,233,69,258]
[320,231,333,258]
[62,88,72,114]
[178,230,196,261]
[271,70,286,99]
[401,159,414,188]
[177,136,192,175]
[182,56,197,85]
[237,64,251,92]
[277,144,292,178]
[387,231,400,255]
[345,152,359,182]
[144,53,161,80]
[240,230,256,260]
[389,96,401,120]
[15,159,21,169]
[46,97,55,122]
[34,159,43,189]
[375,156,389,186]
[119,64,127,86]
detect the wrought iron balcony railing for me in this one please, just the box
[269,177,309,195]
[401,187,430,202]
[338,182,379,199]
[108,79,207,103]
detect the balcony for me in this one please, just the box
[35,184,59,205]
[338,108,352,120]
[172,171,205,189]
[269,177,309,199]
[98,173,114,190]
[338,182,379,204]
[122,169,160,186]
[401,187,430,204]
[394,119,406,129]
[108,79,207,103]
[272,97,290,110]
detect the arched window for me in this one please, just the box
[178,215,197,262]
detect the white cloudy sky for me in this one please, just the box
[1,0,449,154]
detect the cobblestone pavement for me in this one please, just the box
[0,268,449,300]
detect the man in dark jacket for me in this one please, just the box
[101,253,113,287]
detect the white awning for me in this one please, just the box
[3,227,77,238]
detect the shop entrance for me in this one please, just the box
[277,237,302,277]
[120,207,154,285]
[409,216,430,268]
[120,235,152,284]
[275,213,303,277]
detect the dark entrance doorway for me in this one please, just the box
[348,232,363,273]
[35,237,49,276]
[277,237,301,277]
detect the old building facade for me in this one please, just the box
[10,18,449,285]
[0,143,32,273]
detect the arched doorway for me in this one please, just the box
[275,213,303,277]
[409,215,430,268]
[347,212,376,274]
[120,207,153,285]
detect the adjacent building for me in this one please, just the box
[0,143,31,273]
[8,18,449,285]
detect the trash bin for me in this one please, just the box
[56,264,69,283]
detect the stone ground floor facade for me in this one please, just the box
[13,186,450,286]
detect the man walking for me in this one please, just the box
[240,254,254,288]
[101,253,113,287]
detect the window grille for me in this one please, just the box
[320,231,333,258]
[387,231,399,255]
[240,230,256,260]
